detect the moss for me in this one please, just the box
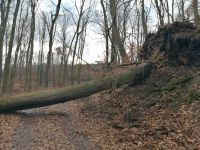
[188,90,200,103]
[167,76,192,85]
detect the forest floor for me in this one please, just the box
[0,65,200,150]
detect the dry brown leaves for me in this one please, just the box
[0,66,200,150]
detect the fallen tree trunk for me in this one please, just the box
[0,63,152,112]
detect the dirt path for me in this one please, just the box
[0,101,102,150]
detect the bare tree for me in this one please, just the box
[45,0,61,88]
[57,14,69,86]
[141,0,148,37]
[0,0,12,84]
[181,0,185,21]
[153,0,164,27]
[192,0,199,26]
[38,14,46,87]
[176,0,186,21]
[109,0,129,63]
[100,0,110,66]
[27,0,36,91]
[70,0,87,85]
[2,0,21,94]
[9,2,28,92]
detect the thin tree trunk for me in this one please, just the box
[8,7,28,92]
[2,0,21,94]
[192,0,199,26]
[27,1,36,92]
[109,0,129,63]
[0,0,12,83]
[45,0,61,88]
[25,37,31,91]
[100,0,109,66]
[154,0,164,27]
[71,1,85,85]
[181,0,185,21]
[52,53,56,88]
[172,0,175,22]
[141,0,148,37]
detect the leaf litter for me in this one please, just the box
[0,65,200,150]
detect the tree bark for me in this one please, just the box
[101,0,109,66]
[45,0,61,88]
[8,6,28,93]
[141,0,148,37]
[0,0,12,83]
[0,62,152,112]
[154,0,164,27]
[192,0,199,26]
[2,0,21,94]
[27,1,36,91]
[109,0,129,63]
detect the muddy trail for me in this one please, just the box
[0,100,102,150]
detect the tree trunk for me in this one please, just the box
[70,1,85,86]
[100,0,109,66]
[154,0,164,27]
[45,0,61,88]
[192,0,199,26]
[2,0,21,94]
[141,0,148,37]
[27,1,36,92]
[8,5,28,93]
[0,0,12,83]
[0,62,152,112]
[181,0,185,21]
[172,0,175,22]
[109,0,129,63]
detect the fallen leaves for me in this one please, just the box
[0,66,200,149]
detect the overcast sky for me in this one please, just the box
[35,0,174,63]
[35,0,104,63]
